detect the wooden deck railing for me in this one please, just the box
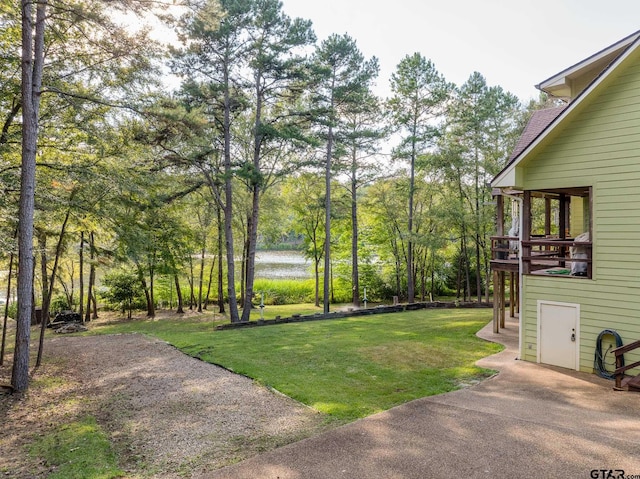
[490,236,519,261]
[613,339,640,390]
[521,238,592,277]
[491,236,592,278]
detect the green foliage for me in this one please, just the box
[5,301,17,320]
[101,269,145,317]
[0,0,531,370]
[253,278,315,305]
[388,52,452,156]
[50,295,71,314]
[28,416,123,479]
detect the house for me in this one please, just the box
[491,30,640,379]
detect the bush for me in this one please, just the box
[50,295,70,314]
[102,269,145,318]
[5,301,17,319]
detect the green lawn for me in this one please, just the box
[90,308,501,421]
[28,416,123,479]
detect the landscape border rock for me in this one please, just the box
[215,301,491,330]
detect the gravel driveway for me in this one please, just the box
[0,332,331,478]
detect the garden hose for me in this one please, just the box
[594,329,623,380]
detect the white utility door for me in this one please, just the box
[537,301,579,370]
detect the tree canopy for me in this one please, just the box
[1,0,535,391]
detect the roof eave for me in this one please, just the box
[536,29,640,95]
[492,36,640,189]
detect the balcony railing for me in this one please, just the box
[491,236,592,278]
[490,236,519,259]
[522,238,592,278]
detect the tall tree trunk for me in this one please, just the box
[430,263,435,302]
[143,282,153,316]
[474,233,482,303]
[242,87,263,321]
[36,231,49,367]
[216,203,225,314]
[188,255,195,310]
[137,264,154,318]
[85,232,96,322]
[174,274,184,314]
[240,233,247,309]
[30,259,37,326]
[204,254,215,309]
[456,246,462,300]
[473,146,482,303]
[38,231,48,326]
[91,290,98,320]
[241,191,259,322]
[149,262,155,317]
[78,231,84,318]
[407,130,416,303]
[241,67,266,322]
[330,259,335,303]
[351,154,360,307]
[312,256,319,307]
[390,233,401,298]
[198,246,205,313]
[13,0,46,393]
[482,212,491,305]
[456,172,471,303]
[1,233,16,366]
[419,250,427,301]
[222,58,239,322]
[463,236,471,302]
[37,204,72,367]
[240,218,252,321]
[323,124,334,314]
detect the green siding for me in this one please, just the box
[517,49,640,374]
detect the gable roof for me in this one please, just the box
[506,106,566,165]
[493,31,640,189]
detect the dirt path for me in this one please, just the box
[0,332,331,478]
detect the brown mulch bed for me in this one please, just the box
[0,319,331,478]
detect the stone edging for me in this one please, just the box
[215,301,491,330]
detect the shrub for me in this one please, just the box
[102,269,145,318]
[50,295,70,314]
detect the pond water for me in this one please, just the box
[0,252,311,304]
[254,250,311,280]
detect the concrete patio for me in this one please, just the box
[205,316,640,479]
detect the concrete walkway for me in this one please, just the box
[206,317,640,479]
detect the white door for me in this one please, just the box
[538,301,579,370]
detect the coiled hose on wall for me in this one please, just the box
[594,329,623,379]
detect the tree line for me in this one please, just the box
[1,0,538,391]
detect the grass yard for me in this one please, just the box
[27,416,123,479]
[90,307,501,421]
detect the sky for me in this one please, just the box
[280,0,640,102]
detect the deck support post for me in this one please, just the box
[509,272,515,318]
[493,270,500,333]
[499,271,505,329]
